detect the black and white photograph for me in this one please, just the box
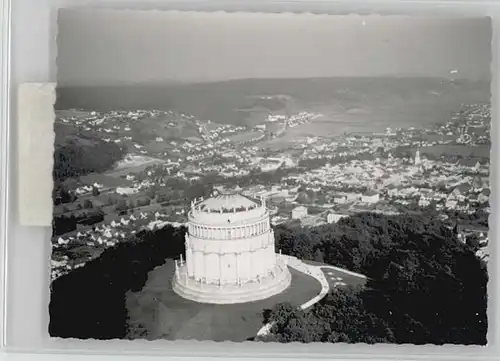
[49,9,491,345]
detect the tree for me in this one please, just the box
[146,188,157,200]
[265,288,394,344]
[313,249,324,263]
[466,234,481,252]
[267,302,318,343]
[52,215,77,236]
[268,212,488,345]
[53,184,77,205]
[115,199,128,212]
[156,194,168,203]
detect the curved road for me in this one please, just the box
[257,255,367,337]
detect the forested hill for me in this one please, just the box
[49,225,186,339]
[53,123,125,182]
[266,212,488,345]
[49,212,488,344]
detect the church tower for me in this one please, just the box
[414,150,421,165]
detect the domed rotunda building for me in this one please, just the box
[172,191,291,304]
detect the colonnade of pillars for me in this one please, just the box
[180,244,276,286]
[188,220,270,240]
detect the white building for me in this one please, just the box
[327,213,348,224]
[260,160,283,172]
[291,206,308,220]
[361,192,380,204]
[172,192,291,304]
[446,199,458,209]
[116,186,139,195]
[418,196,431,208]
[414,150,421,165]
[333,195,348,204]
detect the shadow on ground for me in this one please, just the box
[126,259,321,341]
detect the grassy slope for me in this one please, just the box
[126,259,322,341]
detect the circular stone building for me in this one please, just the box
[172,191,291,304]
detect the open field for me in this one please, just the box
[126,259,322,341]
[228,131,265,143]
[79,173,132,187]
[105,161,164,178]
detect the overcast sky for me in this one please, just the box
[57,9,492,86]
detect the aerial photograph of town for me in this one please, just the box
[49,10,491,346]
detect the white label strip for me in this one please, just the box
[17,83,55,227]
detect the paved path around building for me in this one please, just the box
[256,255,367,337]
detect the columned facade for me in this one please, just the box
[172,191,291,304]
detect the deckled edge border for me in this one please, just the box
[5,6,495,360]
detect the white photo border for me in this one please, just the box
[0,0,11,352]
[1,1,499,361]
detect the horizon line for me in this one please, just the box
[56,75,490,88]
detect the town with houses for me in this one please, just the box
[52,103,491,281]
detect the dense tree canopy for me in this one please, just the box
[50,212,487,344]
[266,213,488,345]
[49,225,186,339]
[52,209,105,236]
[53,184,78,205]
[53,136,125,181]
[263,289,395,344]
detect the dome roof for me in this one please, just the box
[189,191,268,226]
[198,192,259,213]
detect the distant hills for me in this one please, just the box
[56,77,491,127]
